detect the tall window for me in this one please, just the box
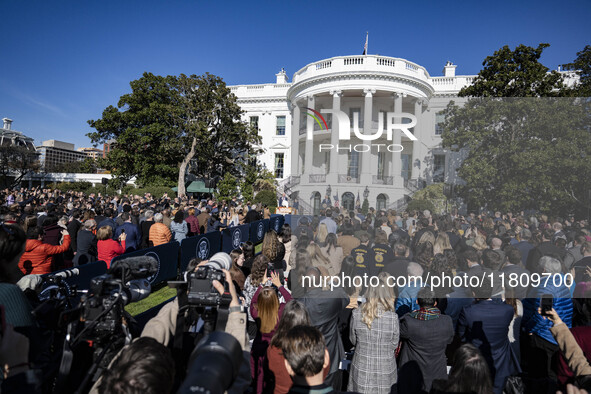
[276,116,286,135]
[435,112,445,135]
[401,154,412,180]
[274,153,284,178]
[377,151,386,179]
[347,150,359,178]
[250,116,259,130]
[313,192,321,215]
[433,154,446,183]
[376,194,388,211]
[342,192,355,211]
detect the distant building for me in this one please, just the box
[37,139,86,171]
[0,118,36,152]
[78,147,103,160]
[103,140,116,158]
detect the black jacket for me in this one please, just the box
[299,288,349,377]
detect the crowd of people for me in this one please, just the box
[2,186,591,394]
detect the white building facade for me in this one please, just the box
[231,55,474,213]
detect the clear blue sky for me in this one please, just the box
[2,0,589,149]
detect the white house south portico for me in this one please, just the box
[230,55,474,213]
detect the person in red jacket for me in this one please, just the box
[18,227,71,275]
[97,226,126,268]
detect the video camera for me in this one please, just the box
[35,256,158,393]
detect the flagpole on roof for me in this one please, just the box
[362,31,368,55]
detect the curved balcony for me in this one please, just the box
[288,55,434,101]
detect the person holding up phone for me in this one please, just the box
[544,307,591,391]
[522,256,573,380]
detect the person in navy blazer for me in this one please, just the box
[457,277,521,394]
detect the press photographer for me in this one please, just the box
[139,252,250,394]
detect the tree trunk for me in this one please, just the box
[177,137,198,198]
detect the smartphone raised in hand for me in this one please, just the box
[540,293,553,317]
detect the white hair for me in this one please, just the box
[539,256,562,274]
[154,213,164,223]
[407,262,424,278]
[84,219,97,229]
[144,210,154,219]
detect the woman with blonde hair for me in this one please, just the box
[315,223,328,247]
[228,206,240,227]
[349,272,399,393]
[250,272,292,393]
[306,243,335,277]
[416,230,436,248]
[433,232,452,255]
[473,234,488,251]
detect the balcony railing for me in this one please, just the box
[338,174,359,183]
[404,178,426,192]
[309,174,327,183]
[372,176,393,185]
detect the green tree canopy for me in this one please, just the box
[442,97,591,215]
[562,45,591,96]
[87,72,261,195]
[215,172,238,201]
[0,145,40,188]
[442,43,591,216]
[459,43,564,97]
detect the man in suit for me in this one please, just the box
[115,212,141,252]
[572,241,591,283]
[515,228,535,266]
[382,243,410,283]
[462,247,489,280]
[299,267,349,390]
[527,228,566,273]
[501,246,530,299]
[564,234,586,270]
[457,276,520,394]
[399,288,454,392]
[73,219,98,266]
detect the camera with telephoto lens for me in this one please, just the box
[44,256,158,394]
[79,274,151,340]
[185,252,232,307]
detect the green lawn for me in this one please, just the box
[125,285,177,316]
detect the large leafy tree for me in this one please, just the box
[442,44,591,216]
[459,43,564,97]
[0,145,40,188]
[562,45,591,96]
[87,72,261,196]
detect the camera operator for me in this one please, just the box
[141,254,248,350]
[140,253,251,393]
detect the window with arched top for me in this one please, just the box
[376,194,388,211]
[342,192,355,211]
[313,192,321,215]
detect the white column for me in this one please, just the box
[360,89,375,180]
[328,90,341,184]
[411,99,423,179]
[291,102,300,176]
[392,92,404,184]
[304,96,315,177]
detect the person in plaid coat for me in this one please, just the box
[348,272,399,393]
